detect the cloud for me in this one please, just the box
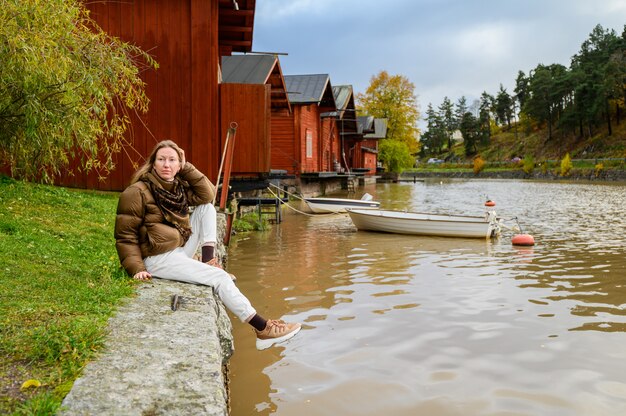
[257,0,335,21]
[572,0,626,16]
[253,0,625,126]
[449,23,514,62]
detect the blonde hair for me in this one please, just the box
[130,140,184,184]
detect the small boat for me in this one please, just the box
[305,193,380,214]
[347,208,501,238]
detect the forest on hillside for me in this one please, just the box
[420,24,626,161]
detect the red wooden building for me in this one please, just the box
[220,54,290,176]
[353,117,388,174]
[54,0,257,191]
[321,85,358,173]
[272,74,337,174]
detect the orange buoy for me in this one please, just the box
[512,234,535,246]
[485,200,496,207]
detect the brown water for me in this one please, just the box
[225,179,626,416]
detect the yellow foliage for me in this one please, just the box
[356,70,421,154]
[560,153,572,176]
[473,156,485,174]
[595,163,604,177]
[522,155,534,175]
[21,379,41,390]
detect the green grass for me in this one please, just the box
[232,211,270,232]
[0,176,134,415]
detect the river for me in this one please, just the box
[225,179,626,416]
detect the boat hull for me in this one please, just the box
[305,198,381,214]
[347,209,500,238]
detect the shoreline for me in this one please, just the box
[397,169,626,183]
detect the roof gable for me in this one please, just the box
[333,85,353,112]
[364,118,388,139]
[357,115,375,134]
[284,74,336,110]
[220,54,290,110]
[221,55,276,84]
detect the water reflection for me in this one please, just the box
[227,180,626,416]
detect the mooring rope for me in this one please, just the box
[267,182,305,201]
[266,184,343,217]
[498,216,522,233]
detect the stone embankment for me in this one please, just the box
[60,214,233,416]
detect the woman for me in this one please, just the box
[114,140,301,350]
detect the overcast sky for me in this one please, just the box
[252,0,625,127]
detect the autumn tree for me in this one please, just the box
[0,0,158,182]
[357,70,421,168]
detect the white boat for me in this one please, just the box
[347,208,501,238]
[304,193,380,213]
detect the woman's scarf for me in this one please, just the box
[141,171,192,243]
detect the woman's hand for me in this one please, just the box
[179,148,186,170]
[133,271,152,281]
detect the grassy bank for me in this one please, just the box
[411,157,626,177]
[421,115,626,168]
[0,177,134,415]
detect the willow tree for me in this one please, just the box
[356,70,420,171]
[0,0,158,182]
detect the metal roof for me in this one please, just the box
[221,55,277,84]
[357,115,375,134]
[333,85,353,111]
[321,85,355,118]
[284,74,333,105]
[364,118,388,139]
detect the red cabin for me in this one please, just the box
[319,85,358,173]
[51,0,257,191]
[354,117,388,174]
[220,54,290,176]
[272,74,337,174]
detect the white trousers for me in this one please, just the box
[144,203,256,322]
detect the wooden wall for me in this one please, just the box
[270,113,297,173]
[56,0,220,191]
[361,139,378,174]
[332,128,341,171]
[320,117,335,171]
[219,83,270,175]
[297,105,320,173]
[271,104,330,174]
[350,139,378,174]
[362,151,377,174]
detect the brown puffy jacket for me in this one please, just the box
[114,163,216,276]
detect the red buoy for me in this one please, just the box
[485,200,496,207]
[512,234,535,246]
